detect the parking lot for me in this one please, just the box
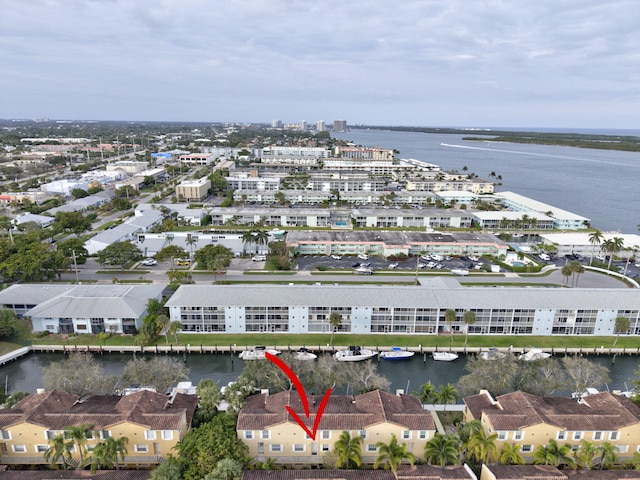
[294,254,492,273]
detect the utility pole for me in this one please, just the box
[72,250,79,284]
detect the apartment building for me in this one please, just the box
[237,390,435,467]
[464,390,640,463]
[176,177,211,201]
[0,389,198,468]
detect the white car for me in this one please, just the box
[252,255,266,262]
[420,254,431,261]
[331,254,342,260]
[388,262,399,269]
[140,258,157,266]
[357,253,369,260]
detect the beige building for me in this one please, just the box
[176,177,211,201]
[0,389,197,468]
[464,390,640,463]
[237,389,436,468]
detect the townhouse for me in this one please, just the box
[237,390,436,468]
[464,390,640,462]
[0,389,198,468]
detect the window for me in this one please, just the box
[101,430,111,439]
[557,431,567,440]
[418,431,427,440]
[573,432,583,440]
[593,431,603,440]
[359,430,367,439]
[0,430,11,440]
[45,430,57,440]
[134,444,149,453]
[367,444,378,452]
[270,444,282,453]
[293,444,305,452]
[616,445,629,453]
[145,431,157,440]
[497,431,508,441]
[514,431,524,441]
[321,430,330,440]
[521,445,532,453]
[244,431,253,440]
[35,445,49,453]
[402,431,411,440]
[610,431,620,441]
[12,445,26,453]
[321,444,330,452]
[161,430,173,441]
[86,430,94,440]
[261,430,270,439]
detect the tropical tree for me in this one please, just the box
[204,458,244,480]
[253,229,270,252]
[96,241,142,270]
[533,439,576,468]
[185,233,198,260]
[465,428,498,464]
[333,430,363,469]
[498,442,525,465]
[613,316,630,346]
[561,264,572,287]
[102,436,129,470]
[424,433,460,467]
[567,260,584,287]
[328,312,342,345]
[167,321,182,344]
[444,309,457,341]
[415,381,435,404]
[373,434,416,473]
[463,310,476,345]
[575,439,598,469]
[241,230,255,254]
[596,442,618,470]
[602,237,624,269]
[44,433,73,469]
[156,244,188,271]
[434,383,458,412]
[588,230,604,265]
[64,423,95,467]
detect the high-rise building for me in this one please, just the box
[271,120,283,128]
[300,120,307,131]
[333,120,347,132]
[316,121,325,132]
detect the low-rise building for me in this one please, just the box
[176,177,211,201]
[464,390,640,463]
[0,389,197,468]
[237,389,436,468]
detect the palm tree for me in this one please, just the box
[533,439,576,468]
[103,436,128,470]
[444,309,457,341]
[64,423,95,468]
[424,433,460,467]
[596,442,618,470]
[561,264,572,287]
[465,428,498,464]
[44,433,72,470]
[588,230,604,265]
[498,443,525,465]
[167,320,182,344]
[434,383,458,412]
[575,439,597,469]
[462,310,476,345]
[328,312,342,345]
[613,316,630,346]
[241,230,255,255]
[333,431,363,469]
[602,237,624,269]
[185,233,197,261]
[373,434,416,473]
[416,381,435,404]
[568,260,584,287]
[253,229,270,254]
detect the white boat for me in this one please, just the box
[451,268,469,276]
[379,347,415,361]
[238,346,281,360]
[432,352,459,362]
[518,348,551,361]
[479,348,506,360]
[335,346,377,362]
[293,348,317,361]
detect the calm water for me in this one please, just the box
[333,129,640,234]
[1,351,638,399]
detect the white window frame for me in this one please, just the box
[244,431,253,440]
[497,431,508,441]
[161,430,173,441]
[359,430,367,439]
[402,430,411,440]
[521,445,532,453]
[321,444,330,452]
[144,430,157,441]
[557,431,567,440]
[609,431,620,441]
[270,444,282,453]
[12,445,26,453]
[418,430,427,440]
[616,445,629,453]
[367,444,378,452]
[134,444,149,453]
[35,444,49,453]
[293,444,305,452]
[0,430,11,441]
[45,430,57,440]
[101,430,111,439]
[573,431,584,440]
[261,430,270,440]
[514,431,524,441]
[593,431,603,440]
[321,430,331,440]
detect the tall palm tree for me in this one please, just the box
[463,310,476,345]
[533,439,576,468]
[444,309,457,341]
[613,316,630,346]
[588,230,604,265]
[185,233,197,261]
[328,312,342,346]
[597,442,618,470]
[498,442,525,465]
[465,428,498,464]
[103,436,128,470]
[434,383,458,412]
[416,381,435,404]
[424,433,460,467]
[561,264,572,287]
[602,237,624,269]
[44,433,72,470]
[64,423,94,468]
[253,229,270,253]
[241,230,255,255]
[373,434,416,473]
[333,430,363,469]
[575,439,597,469]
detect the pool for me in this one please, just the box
[511,261,526,267]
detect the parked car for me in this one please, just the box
[331,254,342,260]
[176,258,191,266]
[140,258,158,267]
[388,262,399,269]
[252,255,267,262]
[351,262,361,268]
[360,262,371,267]
[357,253,369,260]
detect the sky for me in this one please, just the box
[1,0,639,129]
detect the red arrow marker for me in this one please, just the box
[265,352,333,440]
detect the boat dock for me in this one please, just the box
[0,346,31,366]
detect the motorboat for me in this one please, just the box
[479,348,506,360]
[293,348,318,361]
[518,348,551,361]
[335,346,377,362]
[432,352,459,362]
[379,347,415,361]
[238,346,281,360]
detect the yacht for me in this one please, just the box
[432,352,459,362]
[379,347,415,361]
[518,348,551,361]
[335,346,377,362]
[238,346,281,360]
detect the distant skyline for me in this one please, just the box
[2,1,639,129]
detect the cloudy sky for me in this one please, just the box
[2,0,639,129]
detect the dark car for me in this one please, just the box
[351,262,360,268]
